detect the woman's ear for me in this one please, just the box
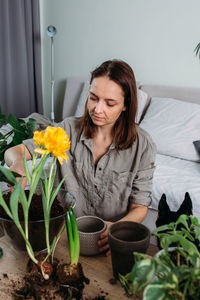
[122,106,126,111]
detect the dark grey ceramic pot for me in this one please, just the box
[108,221,150,279]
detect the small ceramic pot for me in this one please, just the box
[76,215,106,256]
[108,221,150,279]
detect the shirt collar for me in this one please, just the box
[80,132,115,150]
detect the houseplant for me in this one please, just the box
[0,126,88,298]
[119,214,200,300]
[194,42,200,60]
[0,106,37,165]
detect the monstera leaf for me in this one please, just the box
[0,107,37,166]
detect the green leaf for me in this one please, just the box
[143,282,172,300]
[194,43,200,60]
[126,258,155,292]
[8,114,22,131]
[25,118,37,137]
[153,222,175,234]
[175,214,189,230]
[69,207,80,264]
[9,182,21,225]
[49,176,66,210]
[23,151,31,184]
[190,215,200,226]
[28,153,48,203]
[0,168,21,185]
[118,273,132,295]
[159,234,181,250]
[66,209,74,264]
[0,190,13,219]
[179,236,199,256]
[0,166,18,186]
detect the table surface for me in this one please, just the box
[0,233,158,300]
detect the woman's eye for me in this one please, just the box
[89,96,97,101]
[107,103,115,107]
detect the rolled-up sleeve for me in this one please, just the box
[129,133,156,206]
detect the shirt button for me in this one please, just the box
[99,167,102,171]
[95,185,97,189]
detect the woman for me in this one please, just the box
[5,60,156,255]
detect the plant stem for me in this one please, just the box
[47,156,56,202]
[45,157,56,254]
[51,222,66,264]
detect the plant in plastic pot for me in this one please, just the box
[0,126,90,298]
[119,214,200,300]
[0,126,71,279]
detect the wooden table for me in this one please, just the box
[0,233,157,299]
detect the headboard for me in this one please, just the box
[62,77,200,119]
[62,77,88,119]
[140,84,200,104]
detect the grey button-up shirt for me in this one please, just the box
[24,117,156,222]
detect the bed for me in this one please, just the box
[63,78,200,244]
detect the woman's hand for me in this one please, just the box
[98,221,113,256]
[97,204,148,256]
[5,144,31,190]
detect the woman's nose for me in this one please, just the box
[95,100,103,113]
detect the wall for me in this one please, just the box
[40,0,200,120]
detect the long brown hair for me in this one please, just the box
[77,60,138,150]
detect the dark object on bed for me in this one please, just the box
[193,140,200,154]
[156,192,193,249]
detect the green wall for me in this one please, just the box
[40,0,200,120]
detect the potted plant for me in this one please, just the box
[57,206,89,299]
[0,107,37,165]
[119,214,200,300]
[0,126,88,299]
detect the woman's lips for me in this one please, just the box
[93,115,104,121]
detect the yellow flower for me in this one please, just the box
[34,126,71,164]
[33,130,45,146]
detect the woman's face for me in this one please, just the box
[87,76,126,129]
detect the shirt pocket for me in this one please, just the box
[106,170,135,197]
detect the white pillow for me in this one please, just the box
[140,97,200,162]
[74,81,148,123]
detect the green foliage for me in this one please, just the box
[0,152,69,277]
[0,107,36,164]
[0,168,21,186]
[66,207,80,265]
[0,125,73,280]
[194,42,200,60]
[119,214,200,300]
